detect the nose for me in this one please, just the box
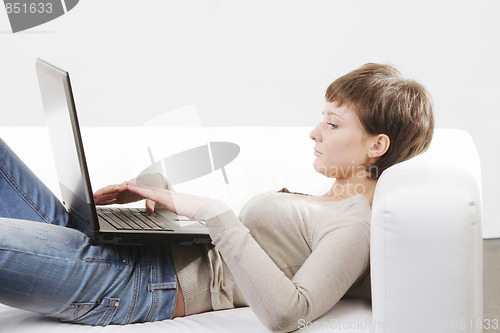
[310,123,322,142]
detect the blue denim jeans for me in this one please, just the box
[0,138,178,325]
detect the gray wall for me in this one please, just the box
[1,0,499,237]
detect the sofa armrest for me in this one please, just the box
[370,129,483,333]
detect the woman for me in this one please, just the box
[0,63,434,332]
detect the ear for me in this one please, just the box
[367,134,390,159]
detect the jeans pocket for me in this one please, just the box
[146,282,177,321]
[54,297,120,326]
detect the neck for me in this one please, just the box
[325,176,378,205]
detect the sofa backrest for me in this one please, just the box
[370,128,483,333]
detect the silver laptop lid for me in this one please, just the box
[35,58,98,231]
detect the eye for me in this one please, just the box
[327,122,338,129]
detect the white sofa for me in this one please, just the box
[0,127,482,333]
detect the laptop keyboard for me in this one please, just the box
[97,208,175,231]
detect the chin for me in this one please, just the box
[313,162,336,178]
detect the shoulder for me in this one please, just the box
[341,194,372,221]
[309,195,371,246]
[310,194,371,225]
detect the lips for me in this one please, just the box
[314,149,322,156]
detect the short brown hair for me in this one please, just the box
[325,63,435,179]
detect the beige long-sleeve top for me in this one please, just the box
[170,191,371,332]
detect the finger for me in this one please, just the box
[145,199,156,213]
[95,198,117,205]
[94,184,119,198]
[94,190,118,199]
[127,185,163,202]
[95,180,135,197]
[94,198,116,206]
[114,182,131,193]
[95,192,119,201]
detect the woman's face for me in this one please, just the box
[309,102,373,179]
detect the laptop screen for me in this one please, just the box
[35,58,97,227]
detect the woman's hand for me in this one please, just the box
[93,179,157,212]
[126,185,211,219]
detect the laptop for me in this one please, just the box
[35,58,211,245]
